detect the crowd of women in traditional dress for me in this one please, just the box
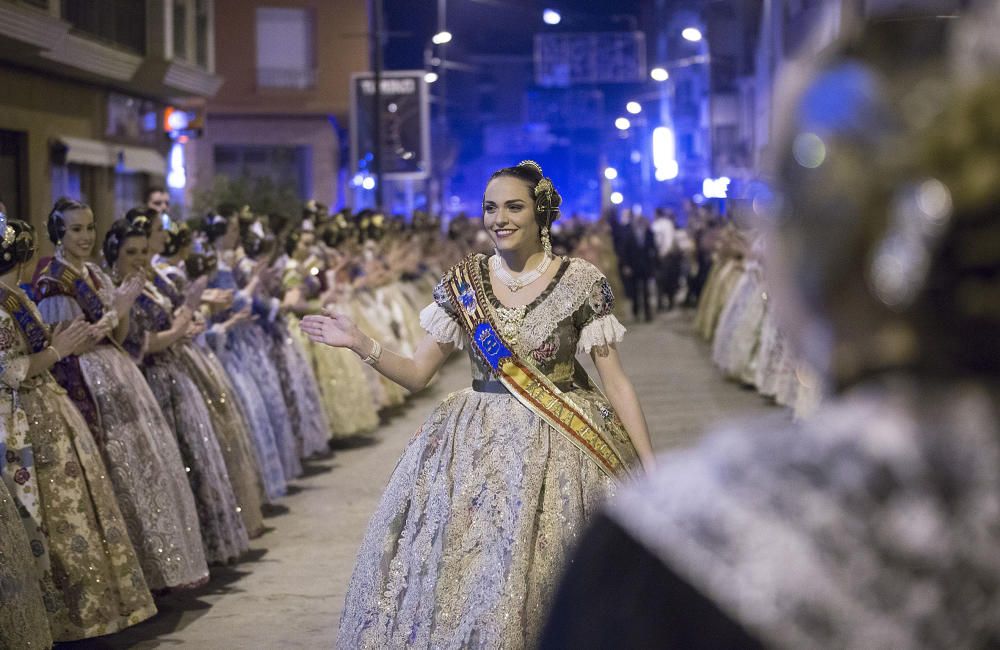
[0,196,458,647]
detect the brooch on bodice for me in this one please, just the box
[495,304,527,345]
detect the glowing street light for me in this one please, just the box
[361,176,376,190]
[604,167,618,180]
[655,162,679,181]
[615,117,631,131]
[432,31,453,45]
[650,67,669,82]
[610,192,624,205]
[626,101,642,115]
[682,27,703,42]
[543,9,561,25]
[424,71,439,83]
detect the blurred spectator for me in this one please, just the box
[542,7,1000,649]
[621,215,657,322]
[652,208,682,310]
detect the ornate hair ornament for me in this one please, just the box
[519,160,543,175]
[163,213,181,235]
[519,160,561,223]
[209,213,227,227]
[0,213,13,248]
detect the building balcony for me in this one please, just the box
[0,0,222,100]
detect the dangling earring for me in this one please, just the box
[541,226,552,257]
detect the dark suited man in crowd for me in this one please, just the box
[621,215,657,322]
[652,208,682,311]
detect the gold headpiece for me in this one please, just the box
[0,213,13,248]
[519,160,543,175]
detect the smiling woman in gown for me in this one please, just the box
[301,161,655,649]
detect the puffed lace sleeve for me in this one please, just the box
[419,277,466,349]
[0,311,30,389]
[574,275,626,355]
[35,294,83,325]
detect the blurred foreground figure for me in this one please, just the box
[542,5,1000,649]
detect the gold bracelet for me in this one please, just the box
[362,339,382,366]
[46,345,62,362]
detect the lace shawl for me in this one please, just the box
[609,378,1000,649]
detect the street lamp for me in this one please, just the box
[615,117,631,131]
[604,166,618,180]
[650,67,669,82]
[682,27,702,42]
[610,192,624,205]
[432,30,452,45]
[543,9,561,25]
[425,71,439,83]
[626,101,642,114]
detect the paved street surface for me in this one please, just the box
[71,310,780,649]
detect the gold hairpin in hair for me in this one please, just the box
[0,214,13,248]
[519,160,543,175]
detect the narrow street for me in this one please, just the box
[80,310,780,649]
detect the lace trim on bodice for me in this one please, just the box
[515,257,607,352]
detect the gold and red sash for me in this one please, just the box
[444,255,637,479]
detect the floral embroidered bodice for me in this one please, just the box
[424,255,625,387]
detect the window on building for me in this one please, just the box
[0,130,27,219]
[61,0,146,54]
[51,164,92,208]
[173,0,188,61]
[255,7,316,89]
[114,172,147,222]
[196,0,210,67]
[170,0,213,69]
[214,145,311,200]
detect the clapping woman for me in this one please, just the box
[107,216,249,565]
[0,215,156,641]
[34,199,208,591]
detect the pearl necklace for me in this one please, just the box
[489,253,553,292]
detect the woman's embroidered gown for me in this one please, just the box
[154,261,266,537]
[204,255,291,499]
[34,257,209,591]
[0,477,52,648]
[337,255,632,649]
[124,281,249,564]
[282,257,380,439]
[0,290,156,641]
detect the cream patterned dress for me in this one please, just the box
[0,296,157,641]
[337,256,631,649]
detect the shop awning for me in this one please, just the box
[119,146,167,175]
[58,136,115,167]
[55,136,167,176]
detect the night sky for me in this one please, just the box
[384,0,644,69]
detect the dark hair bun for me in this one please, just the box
[186,252,218,280]
[163,221,192,257]
[102,218,148,267]
[47,197,89,245]
[0,217,37,274]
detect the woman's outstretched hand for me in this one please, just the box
[299,310,362,351]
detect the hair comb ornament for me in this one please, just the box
[0,213,13,248]
[518,160,543,175]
